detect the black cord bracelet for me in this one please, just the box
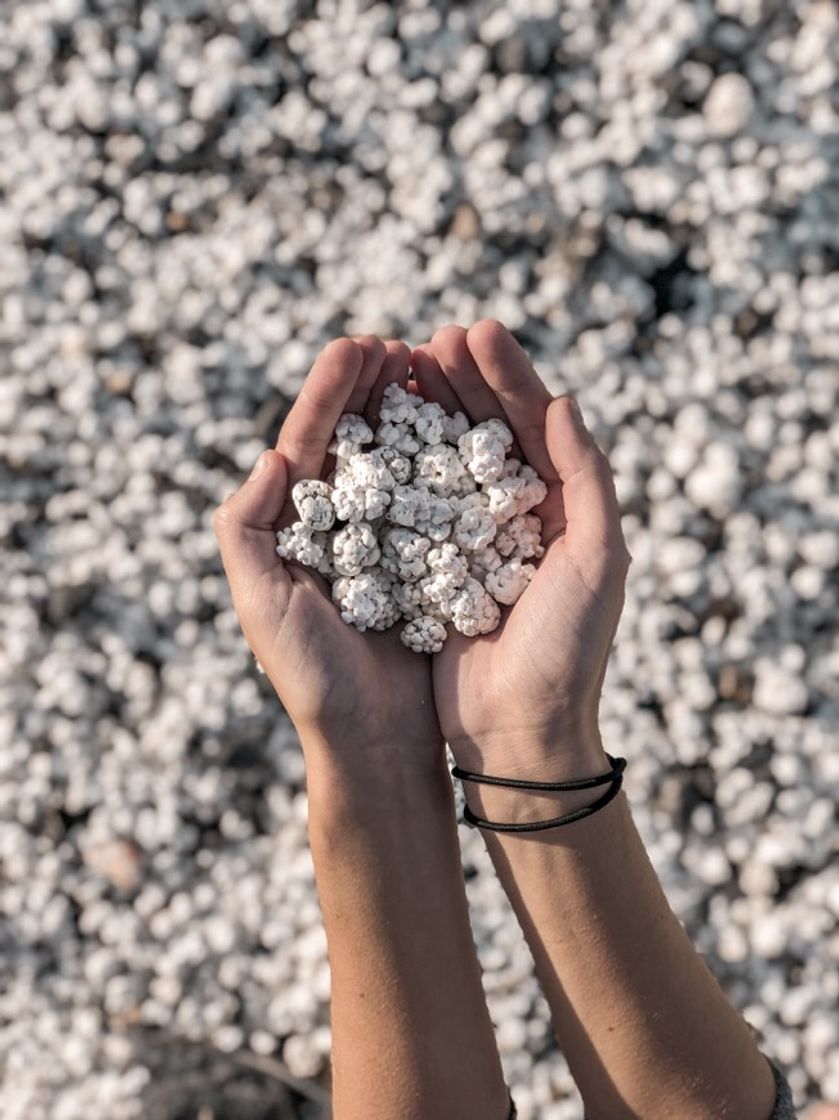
[451,755,627,834]
[451,753,626,792]
[461,771,624,833]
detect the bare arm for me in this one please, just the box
[214,334,509,1120]
[463,766,776,1120]
[418,319,778,1120]
[307,745,509,1120]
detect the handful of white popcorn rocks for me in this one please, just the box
[276,383,547,653]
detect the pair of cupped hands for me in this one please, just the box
[214,321,631,786]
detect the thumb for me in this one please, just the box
[214,449,292,612]
[544,395,629,568]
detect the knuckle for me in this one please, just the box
[212,503,233,535]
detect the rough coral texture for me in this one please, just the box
[3,2,836,1115]
[291,480,336,531]
[280,382,545,649]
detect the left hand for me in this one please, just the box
[411,321,631,783]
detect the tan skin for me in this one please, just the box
[215,333,511,1120]
[413,321,628,779]
[216,321,780,1120]
[215,335,441,766]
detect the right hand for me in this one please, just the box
[214,336,444,775]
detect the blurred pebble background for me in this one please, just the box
[0,1,837,1117]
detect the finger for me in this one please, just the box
[277,338,364,486]
[544,395,629,565]
[214,449,292,614]
[410,345,464,416]
[465,318,557,482]
[364,340,411,426]
[428,324,509,425]
[344,335,387,413]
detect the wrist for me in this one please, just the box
[303,731,453,834]
[299,720,446,776]
[449,725,619,831]
[448,719,607,782]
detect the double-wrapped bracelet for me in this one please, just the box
[451,754,627,833]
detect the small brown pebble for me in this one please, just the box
[83,838,143,891]
[450,202,481,241]
[166,210,189,232]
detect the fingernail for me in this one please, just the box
[568,396,585,426]
[249,452,269,480]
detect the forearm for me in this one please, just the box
[304,738,509,1120]
[465,736,777,1120]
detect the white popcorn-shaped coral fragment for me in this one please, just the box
[449,578,501,636]
[331,522,380,576]
[458,418,514,483]
[442,410,470,445]
[514,464,548,515]
[494,514,544,560]
[420,543,469,610]
[276,521,329,567]
[329,413,374,459]
[414,401,447,445]
[387,482,431,527]
[391,578,425,620]
[413,443,470,497]
[380,383,420,424]
[337,451,396,491]
[400,616,447,654]
[292,479,336,531]
[332,483,391,523]
[414,494,455,542]
[453,504,497,551]
[380,527,431,582]
[469,543,503,581]
[483,475,528,523]
[332,572,399,631]
[375,420,422,456]
[370,445,412,484]
[268,383,547,651]
[484,558,536,606]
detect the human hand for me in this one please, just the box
[411,321,631,782]
[214,336,443,777]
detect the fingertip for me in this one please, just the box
[324,335,364,372]
[352,334,387,357]
[250,447,287,482]
[352,334,388,373]
[430,323,468,355]
[384,338,411,360]
[465,317,508,353]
